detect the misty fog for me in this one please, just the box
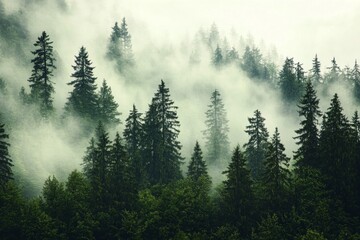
[1,0,359,195]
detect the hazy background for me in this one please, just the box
[1,0,359,194]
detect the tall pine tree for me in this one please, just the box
[0,122,13,187]
[65,46,98,121]
[97,79,120,127]
[310,54,321,85]
[28,31,56,118]
[124,104,145,188]
[244,109,269,181]
[142,80,183,184]
[319,94,353,208]
[187,141,209,181]
[262,128,291,212]
[222,145,253,234]
[203,90,230,166]
[294,81,321,170]
[279,57,302,103]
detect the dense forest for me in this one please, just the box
[1,1,360,239]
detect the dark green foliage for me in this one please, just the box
[262,128,290,212]
[244,109,269,181]
[142,80,183,184]
[28,31,56,118]
[65,46,98,121]
[125,178,212,239]
[279,57,303,103]
[124,105,145,188]
[187,141,209,181]
[319,94,353,208]
[203,90,230,166]
[97,80,121,127]
[310,54,321,84]
[251,214,285,240]
[212,45,223,68]
[109,132,137,211]
[0,123,13,187]
[292,167,331,237]
[294,81,321,170]
[221,145,253,234]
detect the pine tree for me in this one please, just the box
[319,94,352,205]
[350,111,360,216]
[352,60,360,102]
[295,62,306,84]
[324,58,340,85]
[106,18,134,72]
[97,79,120,127]
[244,109,269,181]
[208,23,220,51]
[124,105,145,187]
[294,81,321,170]
[187,141,209,181]
[106,22,121,61]
[0,123,13,187]
[241,46,264,79]
[120,17,134,67]
[83,122,112,209]
[212,45,223,68]
[109,132,136,210]
[262,128,291,212]
[225,47,239,65]
[279,57,302,103]
[28,31,56,118]
[310,54,321,84]
[203,89,230,166]
[222,145,253,234]
[65,46,98,121]
[142,80,183,184]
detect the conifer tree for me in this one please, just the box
[294,81,321,170]
[352,60,360,102]
[109,132,136,210]
[208,23,220,51]
[241,46,264,79]
[222,145,253,234]
[295,62,306,84]
[119,17,134,67]
[65,46,98,121]
[262,128,290,212]
[106,18,134,72]
[106,22,121,61]
[244,109,269,181]
[124,105,144,187]
[279,57,302,103]
[225,47,239,64]
[83,122,112,209]
[142,80,182,184]
[203,89,230,166]
[28,31,56,118]
[0,123,13,187]
[97,79,120,127]
[212,45,223,68]
[319,94,352,204]
[324,58,340,85]
[310,54,321,84]
[187,141,209,181]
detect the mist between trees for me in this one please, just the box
[1,0,360,238]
